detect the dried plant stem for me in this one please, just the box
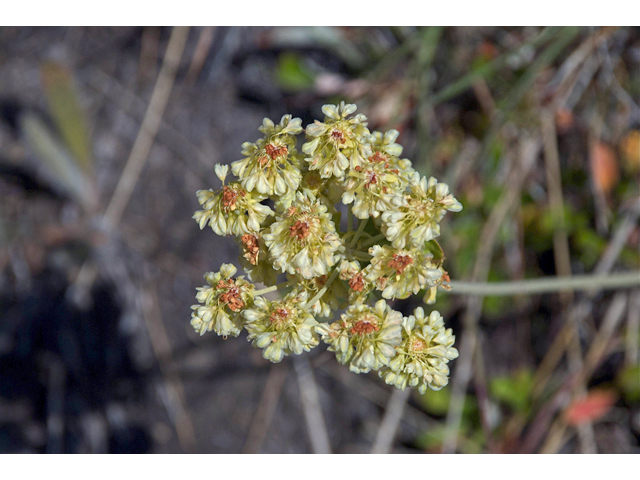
[448,271,640,296]
[626,291,640,366]
[242,363,289,454]
[294,356,332,454]
[442,137,540,454]
[370,387,411,454]
[536,293,628,453]
[104,26,190,226]
[70,27,190,303]
[143,285,197,452]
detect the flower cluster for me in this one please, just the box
[191,103,462,393]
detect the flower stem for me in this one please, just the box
[447,271,640,296]
[254,282,291,296]
[360,233,386,248]
[307,268,341,308]
[348,218,369,249]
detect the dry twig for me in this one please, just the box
[294,356,332,454]
[242,363,289,454]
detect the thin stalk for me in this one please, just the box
[254,282,292,296]
[348,218,369,249]
[447,271,640,296]
[360,233,386,248]
[307,268,340,308]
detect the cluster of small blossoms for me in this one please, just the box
[191,103,462,394]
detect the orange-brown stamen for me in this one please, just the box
[241,234,260,265]
[265,144,288,159]
[218,281,244,312]
[350,317,379,335]
[221,186,239,211]
[349,273,365,292]
[289,220,310,240]
[369,152,387,164]
[331,129,346,144]
[269,307,289,324]
[387,254,413,274]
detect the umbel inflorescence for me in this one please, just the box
[191,103,462,394]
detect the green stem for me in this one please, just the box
[360,233,386,248]
[307,268,340,308]
[447,271,640,297]
[348,218,369,249]
[254,282,291,296]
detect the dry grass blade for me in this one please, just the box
[242,363,289,454]
[442,137,540,454]
[104,26,190,226]
[370,388,411,454]
[294,356,332,454]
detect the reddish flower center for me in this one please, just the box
[241,234,260,265]
[350,317,379,336]
[349,273,365,292]
[331,129,346,144]
[269,307,289,324]
[409,338,427,353]
[265,144,288,159]
[289,220,310,240]
[222,186,239,211]
[387,254,413,274]
[217,280,244,312]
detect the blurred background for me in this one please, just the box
[0,26,638,454]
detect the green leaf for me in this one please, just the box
[275,53,315,92]
[41,62,93,173]
[616,365,640,403]
[489,368,534,414]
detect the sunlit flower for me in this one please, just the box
[190,264,255,337]
[342,147,413,219]
[338,259,374,305]
[232,115,304,196]
[379,308,458,394]
[244,291,319,363]
[264,191,343,279]
[302,102,370,179]
[381,173,462,249]
[364,244,443,300]
[316,299,402,373]
[193,182,273,236]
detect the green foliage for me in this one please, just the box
[276,53,315,92]
[489,368,535,414]
[616,365,640,403]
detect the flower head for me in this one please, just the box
[379,308,458,394]
[342,146,413,219]
[302,102,370,179]
[264,191,343,279]
[338,259,374,305]
[193,182,273,236]
[364,245,443,300]
[237,232,279,286]
[381,174,462,249]
[291,273,347,319]
[365,129,404,157]
[232,115,304,196]
[317,299,402,373]
[190,264,255,337]
[244,291,319,363]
